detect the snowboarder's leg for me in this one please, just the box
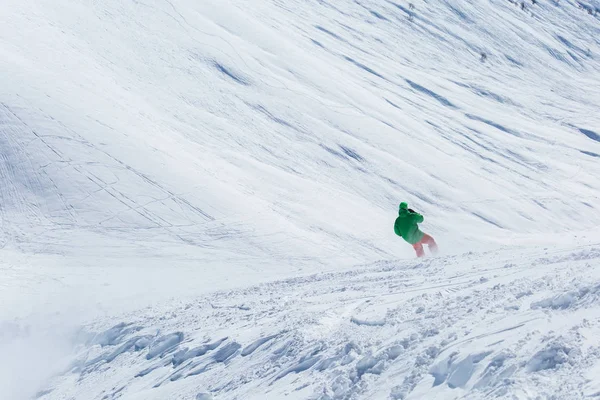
[421,233,438,254]
[412,242,425,258]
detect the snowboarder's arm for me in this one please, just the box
[393,218,403,237]
[411,212,424,224]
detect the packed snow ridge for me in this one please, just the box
[1,0,600,399]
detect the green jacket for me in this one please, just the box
[394,207,425,244]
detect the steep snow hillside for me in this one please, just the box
[1,0,600,399]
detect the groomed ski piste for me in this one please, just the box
[2,0,600,399]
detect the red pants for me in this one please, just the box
[412,234,438,258]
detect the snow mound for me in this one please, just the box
[36,246,600,399]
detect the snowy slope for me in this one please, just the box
[1,0,600,398]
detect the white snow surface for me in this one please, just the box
[1,0,600,398]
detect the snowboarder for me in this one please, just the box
[394,202,438,258]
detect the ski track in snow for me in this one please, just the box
[1,0,600,398]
